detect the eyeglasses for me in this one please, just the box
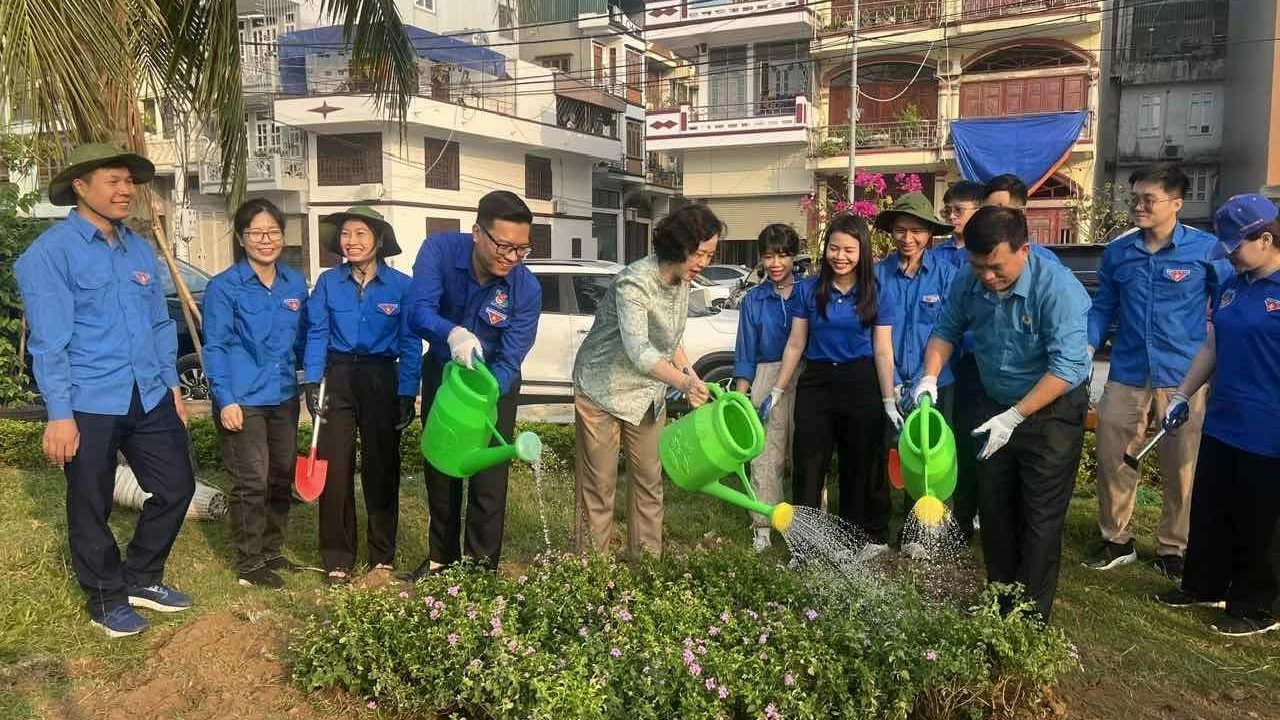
[943,205,978,218]
[478,225,533,259]
[242,229,283,244]
[1129,195,1177,210]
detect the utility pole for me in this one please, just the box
[846,0,859,203]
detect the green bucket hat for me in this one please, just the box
[48,143,156,206]
[873,192,953,237]
[320,205,401,258]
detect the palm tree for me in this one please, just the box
[0,0,419,350]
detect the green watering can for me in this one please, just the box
[659,384,795,532]
[897,395,957,525]
[421,361,542,478]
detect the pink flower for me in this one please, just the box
[765,703,783,720]
[367,700,378,710]
[447,633,460,645]
[851,200,879,218]
[466,609,477,620]
[618,609,633,622]
[688,662,702,677]
[469,659,481,669]
[804,609,818,621]
[705,678,717,691]
[924,650,938,662]
[833,200,851,213]
[398,591,409,599]
[424,595,435,605]
[718,686,729,700]
[784,672,795,686]
[682,648,696,665]
[758,632,769,645]
[708,626,721,636]
[579,626,589,637]
[610,647,622,658]
[447,586,460,596]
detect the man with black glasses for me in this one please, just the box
[403,191,542,580]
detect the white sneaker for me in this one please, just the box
[752,528,772,553]
[902,542,930,560]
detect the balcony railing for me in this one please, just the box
[646,164,683,190]
[961,0,1087,21]
[242,56,279,94]
[825,0,942,32]
[692,98,798,122]
[201,154,306,187]
[943,110,1095,145]
[302,60,516,116]
[808,120,940,157]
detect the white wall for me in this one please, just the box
[683,144,811,197]
[1117,82,1223,163]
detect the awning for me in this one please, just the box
[554,74,626,113]
[278,25,510,96]
[950,111,1088,190]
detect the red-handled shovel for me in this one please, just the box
[294,379,328,503]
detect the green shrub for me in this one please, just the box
[291,550,1076,720]
[0,418,46,468]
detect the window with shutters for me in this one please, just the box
[626,119,643,161]
[538,54,571,73]
[571,237,582,258]
[497,0,516,39]
[1137,94,1162,139]
[1187,91,1214,136]
[1186,168,1213,202]
[626,49,643,105]
[529,224,552,258]
[593,44,604,86]
[525,155,553,200]
[317,132,382,185]
[425,137,460,190]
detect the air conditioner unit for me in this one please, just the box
[354,183,384,201]
[624,207,638,222]
[1163,144,1182,159]
[552,199,567,214]
[936,59,961,77]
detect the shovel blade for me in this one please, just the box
[887,448,904,490]
[294,452,328,503]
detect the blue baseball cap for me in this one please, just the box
[1213,193,1279,258]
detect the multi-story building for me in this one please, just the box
[808,0,1104,245]
[1221,0,1280,198]
[1101,0,1227,226]
[643,0,819,263]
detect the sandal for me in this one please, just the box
[372,563,395,572]
[325,570,351,586]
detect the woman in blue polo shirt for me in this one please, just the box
[203,198,309,589]
[302,206,422,586]
[1158,193,1280,637]
[733,224,802,552]
[772,213,901,555]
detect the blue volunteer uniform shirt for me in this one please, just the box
[931,251,1091,407]
[406,232,541,394]
[303,262,423,397]
[933,236,1064,269]
[1087,225,1231,388]
[15,210,179,420]
[874,250,958,388]
[790,276,900,363]
[1201,270,1280,458]
[732,281,796,382]
[202,260,309,408]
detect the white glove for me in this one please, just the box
[912,375,939,407]
[973,407,1026,460]
[882,398,904,432]
[757,387,784,422]
[447,326,484,369]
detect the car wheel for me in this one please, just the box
[177,353,209,401]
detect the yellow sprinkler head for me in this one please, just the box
[912,495,948,527]
[770,502,795,533]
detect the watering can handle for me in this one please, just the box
[707,382,724,400]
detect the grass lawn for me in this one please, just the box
[1,444,1277,719]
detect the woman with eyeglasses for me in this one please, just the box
[572,204,721,559]
[771,213,900,559]
[301,206,422,586]
[202,198,309,588]
[1156,193,1280,637]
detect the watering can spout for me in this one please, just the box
[455,431,542,477]
[693,481,794,532]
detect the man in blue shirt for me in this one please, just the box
[1085,165,1229,579]
[872,194,957,555]
[16,144,195,637]
[302,206,422,584]
[403,191,542,580]
[917,206,1091,622]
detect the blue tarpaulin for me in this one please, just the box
[949,111,1088,188]
[278,25,510,95]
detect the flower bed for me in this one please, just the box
[291,550,1076,719]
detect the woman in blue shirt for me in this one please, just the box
[772,213,901,555]
[203,199,308,589]
[302,206,422,586]
[733,224,801,552]
[1158,193,1280,637]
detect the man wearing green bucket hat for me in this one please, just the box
[917,206,1091,622]
[303,205,421,585]
[16,143,195,637]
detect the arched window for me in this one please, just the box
[965,44,1090,73]
[959,43,1090,118]
[828,61,937,126]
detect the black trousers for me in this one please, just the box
[792,359,890,544]
[66,387,194,613]
[317,355,402,571]
[421,355,520,570]
[975,384,1087,623]
[215,397,300,573]
[950,353,982,534]
[1181,434,1280,620]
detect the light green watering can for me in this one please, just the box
[897,395,957,525]
[421,361,542,478]
[659,384,795,532]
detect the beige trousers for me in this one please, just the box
[574,393,666,557]
[747,361,799,528]
[1095,381,1207,556]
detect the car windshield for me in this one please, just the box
[692,274,715,287]
[153,257,212,296]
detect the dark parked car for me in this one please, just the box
[1043,242,1106,298]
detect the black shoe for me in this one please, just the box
[264,556,301,573]
[397,560,442,583]
[238,566,285,589]
[1210,614,1279,637]
[1154,588,1226,609]
[1152,554,1183,580]
[1082,540,1137,570]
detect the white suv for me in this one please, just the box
[519,259,740,406]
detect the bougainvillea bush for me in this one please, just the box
[291,549,1077,719]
